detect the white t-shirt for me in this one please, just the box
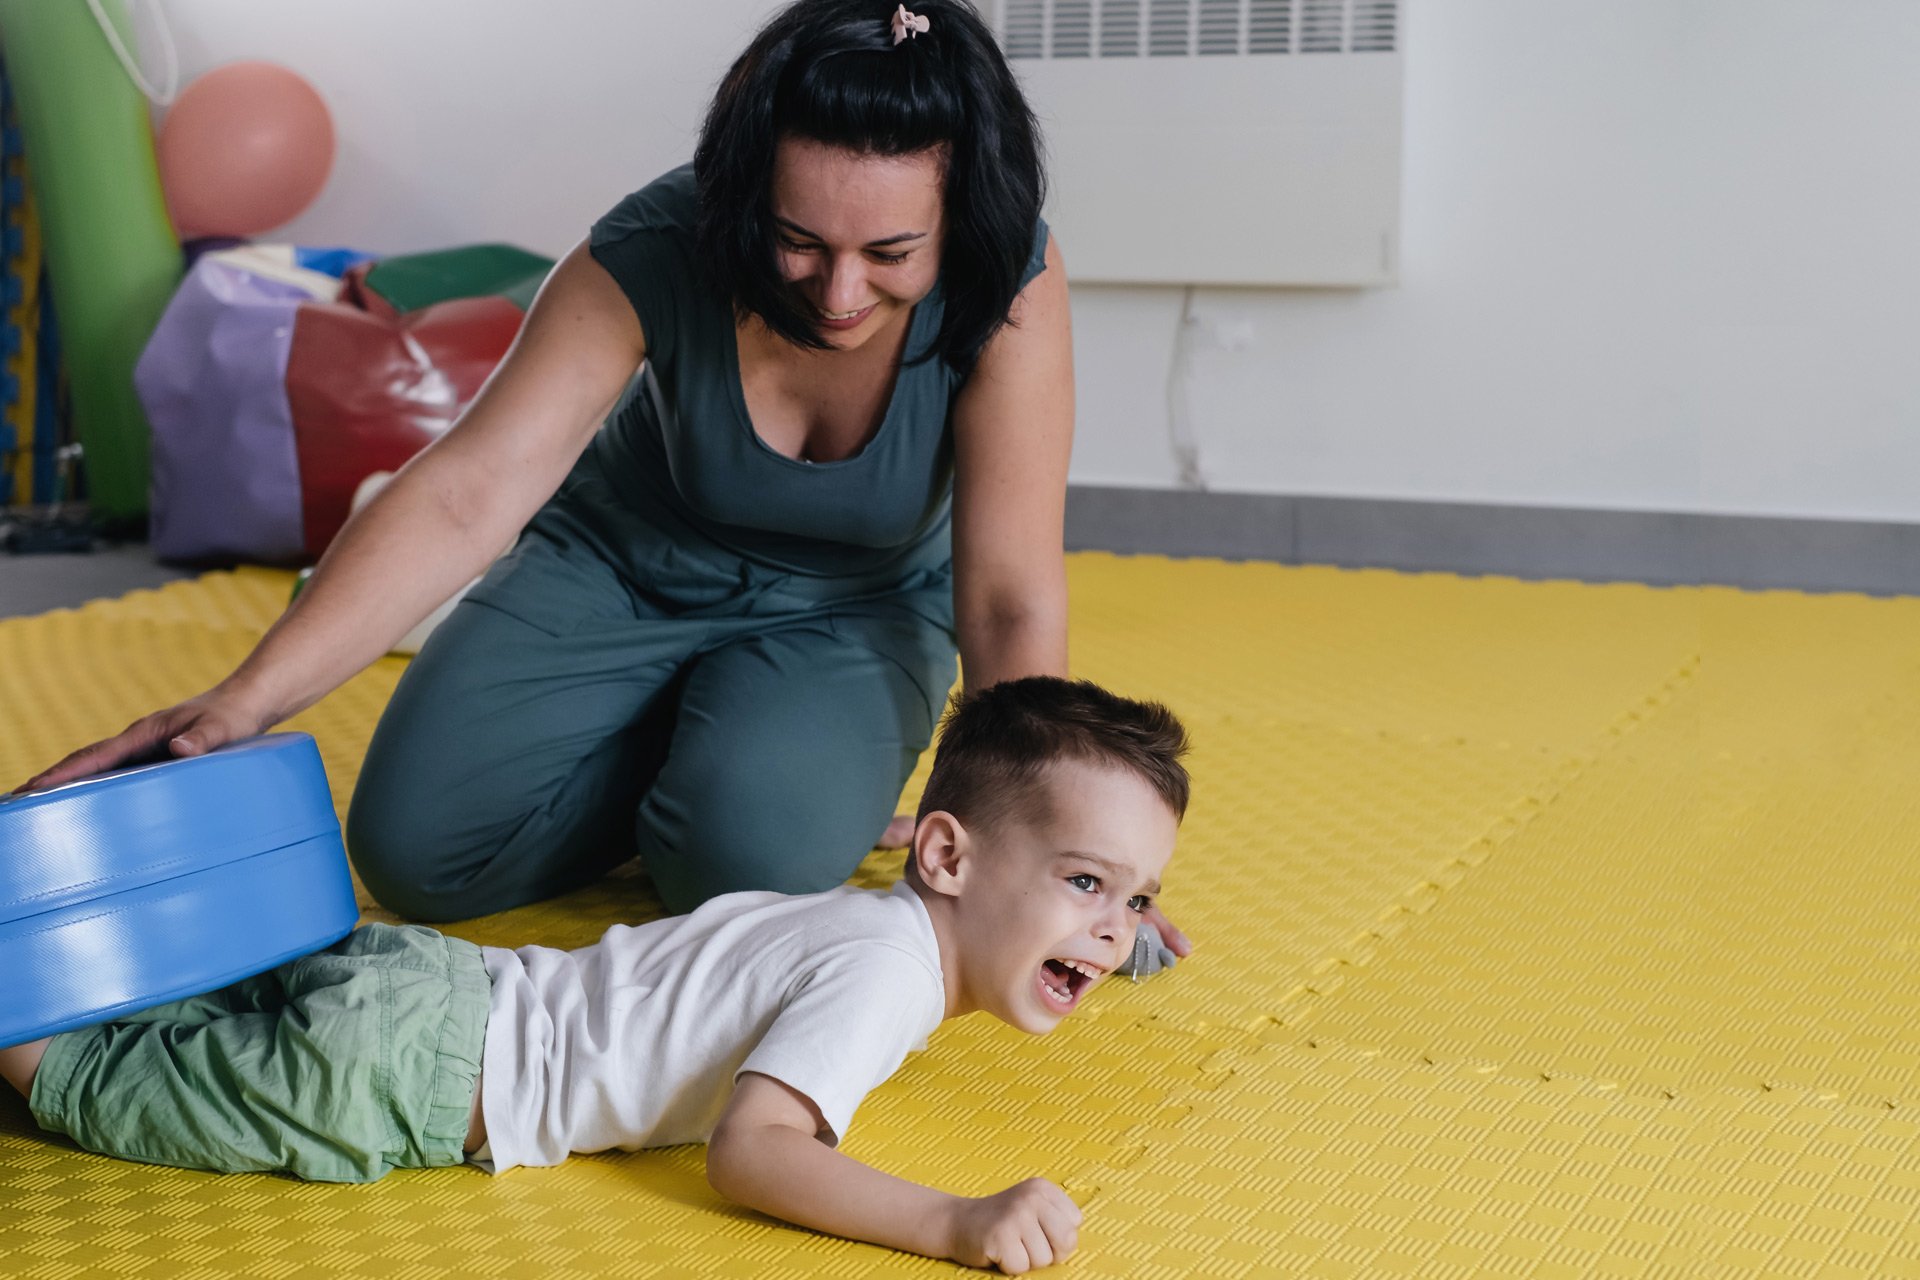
[473,880,947,1173]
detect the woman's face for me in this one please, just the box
[769,136,946,352]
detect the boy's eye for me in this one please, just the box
[1127,895,1152,914]
[1067,873,1100,893]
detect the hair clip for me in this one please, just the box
[891,4,930,45]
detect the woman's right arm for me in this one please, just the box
[15,240,646,793]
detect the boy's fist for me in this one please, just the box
[946,1178,1082,1273]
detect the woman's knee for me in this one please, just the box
[348,783,631,923]
[344,784,464,922]
[624,620,950,913]
[635,779,885,914]
[346,762,524,922]
[346,674,486,919]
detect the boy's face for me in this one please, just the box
[940,761,1179,1035]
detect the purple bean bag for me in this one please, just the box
[137,257,314,563]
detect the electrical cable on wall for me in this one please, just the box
[1165,284,1207,491]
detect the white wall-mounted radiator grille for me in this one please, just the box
[994,0,1404,286]
[1005,0,1399,58]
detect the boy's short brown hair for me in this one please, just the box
[914,677,1191,838]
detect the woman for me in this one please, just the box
[21,0,1191,957]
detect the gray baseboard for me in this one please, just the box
[1065,486,1920,597]
[0,542,196,619]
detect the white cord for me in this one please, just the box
[86,0,179,107]
[1165,285,1208,491]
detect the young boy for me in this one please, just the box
[0,676,1189,1276]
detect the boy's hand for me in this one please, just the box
[945,1178,1082,1273]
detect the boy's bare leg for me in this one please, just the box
[0,1038,51,1099]
[463,1070,487,1154]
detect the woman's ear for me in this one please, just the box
[910,810,968,898]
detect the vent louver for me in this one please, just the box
[1000,0,1398,58]
[1247,0,1291,53]
[1054,0,1093,56]
[1005,0,1044,57]
[1198,0,1239,55]
[1352,0,1398,50]
[1148,0,1188,56]
[1300,0,1344,52]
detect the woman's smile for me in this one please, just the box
[815,302,879,329]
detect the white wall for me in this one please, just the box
[149,0,739,254]
[146,0,1920,523]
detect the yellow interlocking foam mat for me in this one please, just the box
[3,556,1918,1277]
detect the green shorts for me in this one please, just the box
[30,923,489,1183]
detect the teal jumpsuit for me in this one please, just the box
[346,166,1050,919]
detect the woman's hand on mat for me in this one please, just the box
[877,813,916,848]
[13,691,273,794]
[1141,902,1194,960]
[944,1177,1081,1274]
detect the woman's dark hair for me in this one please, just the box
[694,0,1046,375]
[915,677,1192,839]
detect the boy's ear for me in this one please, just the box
[910,810,969,899]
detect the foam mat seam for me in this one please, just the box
[1265,655,1702,1039]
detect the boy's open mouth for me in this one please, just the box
[1039,957,1103,1008]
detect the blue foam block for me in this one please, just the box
[0,734,360,1046]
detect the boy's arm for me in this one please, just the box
[707,1072,1081,1274]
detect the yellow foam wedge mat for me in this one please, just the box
[3,556,1918,1278]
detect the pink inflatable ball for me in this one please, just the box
[158,62,335,239]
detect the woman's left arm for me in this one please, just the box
[945,235,1196,960]
[949,232,1074,692]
